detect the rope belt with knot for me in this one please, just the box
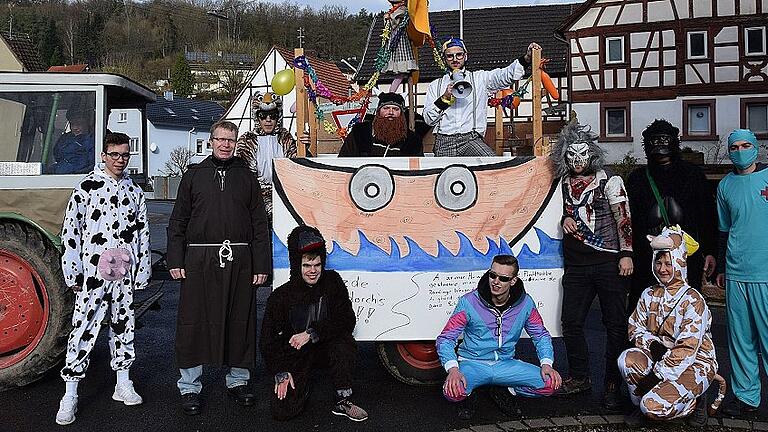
[187,240,249,268]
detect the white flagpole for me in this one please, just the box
[459,0,464,39]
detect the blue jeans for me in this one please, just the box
[177,365,250,394]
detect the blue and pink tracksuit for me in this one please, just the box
[436,275,557,401]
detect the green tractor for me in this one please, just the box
[0,72,155,390]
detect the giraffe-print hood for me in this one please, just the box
[647,225,699,290]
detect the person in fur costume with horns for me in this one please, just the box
[235,91,310,216]
[550,121,634,412]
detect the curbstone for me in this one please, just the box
[470,425,502,432]
[722,418,751,429]
[707,417,721,426]
[549,416,581,426]
[602,414,624,424]
[754,421,768,431]
[497,420,527,431]
[576,415,608,425]
[522,418,554,428]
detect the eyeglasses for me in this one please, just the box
[212,137,237,143]
[445,52,465,60]
[488,270,516,283]
[257,112,279,120]
[105,152,131,160]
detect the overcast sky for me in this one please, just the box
[275,0,584,13]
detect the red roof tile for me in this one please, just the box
[48,64,89,72]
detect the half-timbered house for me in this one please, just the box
[559,0,768,161]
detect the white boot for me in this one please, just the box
[113,380,143,406]
[55,395,78,425]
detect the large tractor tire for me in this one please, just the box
[0,222,72,390]
[376,341,445,386]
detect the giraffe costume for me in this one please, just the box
[619,225,725,419]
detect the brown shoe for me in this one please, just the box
[559,376,592,395]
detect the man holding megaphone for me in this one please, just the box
[424,38,540,156]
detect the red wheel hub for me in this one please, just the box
[395,342,441,370]
[0,250,49,369]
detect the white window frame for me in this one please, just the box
[196,138,206,155]
[605,36,625,64]
[605,107,627,137]
[745,27,766,56]
[129,137,139,154]
[117,112,128,123]
[687,31,708,59]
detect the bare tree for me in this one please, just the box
[703,137,729,164]
[160,146,194,176]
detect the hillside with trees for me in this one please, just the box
[1,0,373,101]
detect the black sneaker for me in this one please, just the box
[331,398,368,422]
[457,393,478,420]
[489,386,521,418]
[624,407,646,428]
[180,392,202,416]
[602,382,623,412]
[559,376,592,395]
[722,398,759,418]
[686,393,708,427]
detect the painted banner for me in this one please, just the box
[272,157,565,341]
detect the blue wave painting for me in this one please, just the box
[272,228,563,272]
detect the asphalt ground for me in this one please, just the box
[1,201,767,432]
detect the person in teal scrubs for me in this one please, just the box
[716,128,768,417]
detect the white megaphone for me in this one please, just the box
[450,70,472,99]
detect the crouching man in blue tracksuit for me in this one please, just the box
[436,254,562,419]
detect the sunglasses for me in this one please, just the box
[488,270,515,283]
[257,112,279,120]
[105,151,131,160]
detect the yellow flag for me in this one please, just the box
[407,0,430,47]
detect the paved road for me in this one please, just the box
[1,202,766,432]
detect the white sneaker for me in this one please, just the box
[56,395,78,425]
[112,380,143,406]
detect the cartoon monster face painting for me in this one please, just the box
[273,157,558,261]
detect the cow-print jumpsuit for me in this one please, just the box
[59,164,151,381]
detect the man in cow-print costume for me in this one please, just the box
[56,132,151,425]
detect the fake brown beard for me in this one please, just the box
[373,114,407,146]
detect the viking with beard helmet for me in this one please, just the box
[235,91,306,216]
[550,121,634,411]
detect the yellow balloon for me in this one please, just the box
[272,69,295,96]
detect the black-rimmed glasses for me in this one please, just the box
[105,152,131,160]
